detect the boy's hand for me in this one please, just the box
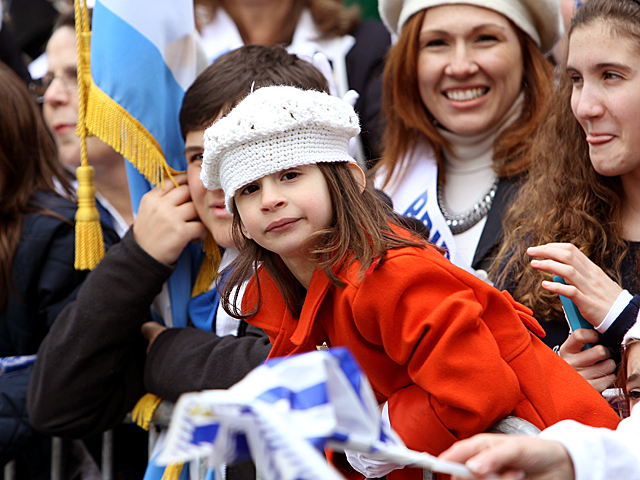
[141,321,167,354]
[133,174,206,265]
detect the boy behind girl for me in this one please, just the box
[27,45,329,480]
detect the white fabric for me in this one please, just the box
[213,248,241,337]
[99,0,207,90]
[596,290,633,334]
[378,0,563,54]
[201,86,359,211]
[624,312,640,345]
[374,95,522,277]
[437,127,496,267]
[346,402,405,478]
[539,404,640,480]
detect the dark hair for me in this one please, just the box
[616,339,640,417]
[0,62,74,308]
[375,9,554,187]
[220,162,426,318]
[491,0,640,322]
[179,45,329,138]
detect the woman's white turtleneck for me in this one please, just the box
[437,95,524,267]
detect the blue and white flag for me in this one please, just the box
[156,348,474,479]
[89,0,208,326]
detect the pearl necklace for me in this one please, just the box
[437,178,499,235]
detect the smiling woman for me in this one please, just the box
[373,0,561,276]
[493,0,640,394]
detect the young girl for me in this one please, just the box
[492,0,640,393]
[202,85,620,480]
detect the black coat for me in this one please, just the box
[0,191,119,473]
[28,229,271,479]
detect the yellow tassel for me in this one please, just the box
[160,464,184,480]
[74,166,105,270]
[191,232,222,298]
[131,393,162,431]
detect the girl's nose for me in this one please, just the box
[573,83,605,121]
[259,181,286,212]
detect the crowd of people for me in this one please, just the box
[2,0,640,479]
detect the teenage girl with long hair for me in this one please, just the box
[493,0,640,393]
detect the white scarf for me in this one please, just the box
[375,95,524,279]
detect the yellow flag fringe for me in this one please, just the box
[84,83,181,187]
[132,394,186,480]
[160,464,184,480]
[131,393,162,431]
[73,0,104,270]
[191,232,222,298]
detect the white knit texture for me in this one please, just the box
[201,85,360,212]
[378,0,563,55]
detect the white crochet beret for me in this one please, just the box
[378,0,563,54]
[201,85,360,212]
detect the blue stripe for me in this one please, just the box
[92,0,187,206]
[192,423,220,445]
[257,382,328,410]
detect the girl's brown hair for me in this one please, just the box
[194,0,360,44]
[375,9,554,188]
[0,62,74,308]
[616,339,640,417]
[491,0,640,323]
[220,162,426,318]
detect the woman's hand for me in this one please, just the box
[558,330,616,393]
[527,243,622,327]
[439,433,575,480]
[133,174,206,265]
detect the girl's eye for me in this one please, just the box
[603,71,622,81]
[628,389,640,400]
[240,184,259,195]
[188,153,203,165]
[569,74,583,85]
[281,171,299,181]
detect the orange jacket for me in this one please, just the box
[245,243,620,479]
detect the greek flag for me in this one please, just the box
[90,0,207,326]
[156,348,474,479]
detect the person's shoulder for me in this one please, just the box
[22,191,77,234]
[350,20,391,47]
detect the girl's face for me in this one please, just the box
[234,164,333,277]
[416,4,524,136]
[625,341,640,411]
[185,129,234,249]
[568,22,640,180]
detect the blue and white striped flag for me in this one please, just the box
[89,0,208,327]
[156,348,474,479]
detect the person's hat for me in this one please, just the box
[201,85,360,212]
[378,0,563,54]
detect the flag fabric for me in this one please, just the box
[88,0,208,327]
[156,348,475,479]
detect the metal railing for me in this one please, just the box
[5,410,539,480]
